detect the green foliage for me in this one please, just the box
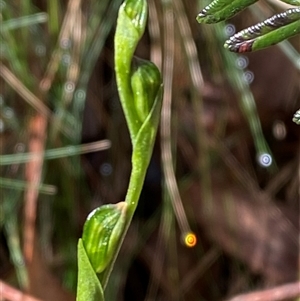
[77,240,104,301]
[197,0,300,124]
[197,0,300,52]
[76,0,163,299]
[0,0,122,292]
[2,0,298,299]
[224,8,300,52]
[196,0,258,24]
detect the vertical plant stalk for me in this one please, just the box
[160,0,196,245]
[23,115,48,265]
[47,0,60,36]
[76,0,163,300]
[173,0,213,226]
[114,0,163,216]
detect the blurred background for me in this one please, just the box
[0,0,299,300]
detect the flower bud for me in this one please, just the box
[82,202,127,273]
[124,0,148,37]
[131,57,162,123]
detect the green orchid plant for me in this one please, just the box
[197,0,300,124]
[76,0,163,300]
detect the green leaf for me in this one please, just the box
[196,0,257,24]
[281,0,300,5]
[224,8,300,52]
[76,239,104,301]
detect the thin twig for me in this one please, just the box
[181,247,221,295]
[160,0,191,238]
[226,281,300,301]
[148,0,162,70]
[39,0,83,93]
[0,280,43,301]
[0,63,51,117]
[23,114,47,264]
[0,140,111,165]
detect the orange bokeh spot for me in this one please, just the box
[184,232,197,248]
